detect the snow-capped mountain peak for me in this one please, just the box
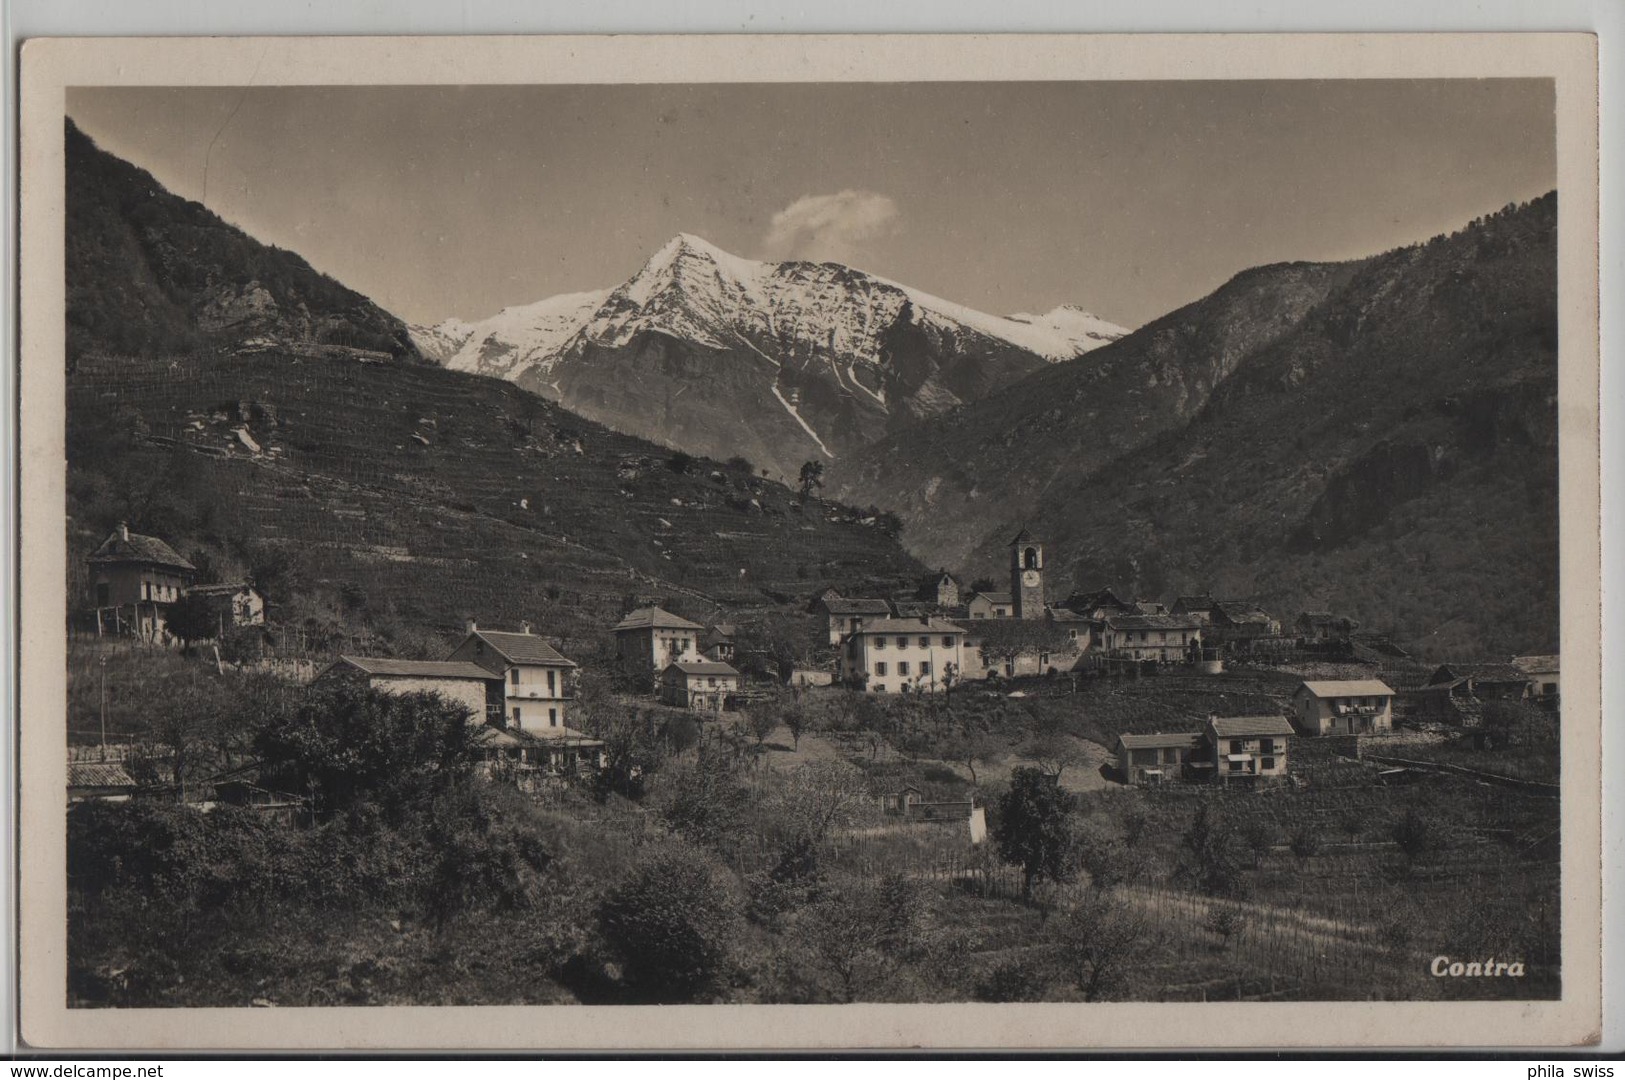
[408,233,1129,478]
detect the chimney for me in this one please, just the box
[465,619,478,635]
[118,521,129,542]
[520,620,532,635]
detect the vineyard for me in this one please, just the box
[66,351,927,655]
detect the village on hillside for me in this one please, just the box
[73,517,1560,806]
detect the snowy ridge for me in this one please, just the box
[414,233,1128,384]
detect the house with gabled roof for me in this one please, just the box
[315,654,501,722]
[1099,613,1203,663]
[699,623,737,664]
[87,522,197,641]
[1292,679,1395,735]
[1206,715,1296,784]
[659,660,741,711]
[964,590,1014,620]
[1415,662,1534,724]
[838,615,967,695]
[1511,654,1560,704]
[611,606,706,669]
[810,592,894,644]
[447,621,579,732]
[1114,732,1210,785]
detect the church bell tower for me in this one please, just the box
[1010,529,1045,620]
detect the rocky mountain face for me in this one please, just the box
[65,118,420,363]
[833,195,1559,660]
[411,234,1126,479]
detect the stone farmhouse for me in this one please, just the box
[86,522,197,642]
[659,660,741,711]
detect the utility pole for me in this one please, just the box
[99,655,108,760]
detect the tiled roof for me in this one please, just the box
[1116,732,1204,750]
[1511,654,1560,674]
[969,592,1013,606]
[821,598,893,616]
[1434,662,1527,683]
[68,761,137,789]
[1214,601,1274,624]
[850,616,967,635]
[612,606,704,632]
[187,581,255,596]
[87,527,195,571]
[665,660,741,676]
[1171,594,1217,613]
[334,656,495,680]
[1104,613,1202,631]
[1208,715,1296,738]
[472,630,577,667]
[1297,679,1396,698]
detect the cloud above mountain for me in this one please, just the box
[762,189,900,264]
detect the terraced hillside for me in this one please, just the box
[66,351,927,656]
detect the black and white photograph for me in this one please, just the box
[16,34,1602,1051]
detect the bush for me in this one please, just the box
[975,952,1057,1002]
[595,842,743,1001]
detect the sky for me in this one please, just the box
[67,80,1556,330]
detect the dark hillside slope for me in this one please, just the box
[829,258,1358,568]
[66,352,926,656]
[65,118,419,363]
[967,195,1559,660]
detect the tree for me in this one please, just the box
[745,699,781,749]
[761,761,872,850]
[797,460,825,501]
[1288,822,1323,862]
[1391,807,1435,867]
[1204,905,1247,949]
[128,673,233,804]
[666,451,694,475]
[1239,818,1277,868]
[1025,731,1087,786]
[596,843,743,1002]
[1177,803,1250,898]
[164,592,218,653]
[654,754,753,851]
[993,767,1078,903]
[253,681,477,820]
[784,703,807,751]
[1054,890,1154,1002]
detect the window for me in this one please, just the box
[512,707,522,725]
[141,582,151,600]
[1229,760,1245,772]
[1261,756,1276,770]
[897,661,910,676]
[918,636,930,648]
[707,676,717,687]
[1163,748,1180,764]
[972,612,985,619]
[872,683,885,694]
[510,669,519,685]
[549,708,558,727]
[874,636,886,649]
[96,583,109,606]
[547,670,557,693]
[1131,749,1158,766]
[1230,739,1243,753]
[896,636,908,648]
[1260,739,1275,754]
[874,662,888,677]
[942,636,953,648]
[1068,629,1078,640]
[920,661,931,677]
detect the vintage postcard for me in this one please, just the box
[16,34,1601,1050]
